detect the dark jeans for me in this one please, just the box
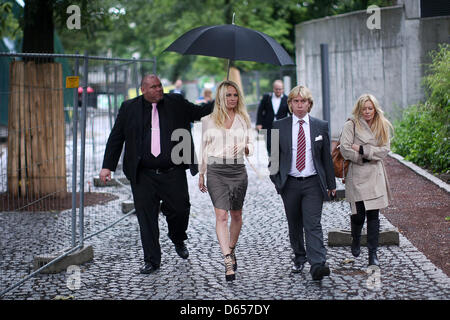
[131,167,190,267]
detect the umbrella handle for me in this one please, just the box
[227,11,235,80]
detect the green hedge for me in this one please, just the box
[392,104,449,173]
[391,44,449,174]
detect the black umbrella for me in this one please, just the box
[164,23,294,79]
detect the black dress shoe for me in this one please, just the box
[311,264,330,281]
[139,263,160,274]
[291,262,305,273]
[175,242,189,259]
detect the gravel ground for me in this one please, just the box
[382,155,450,277]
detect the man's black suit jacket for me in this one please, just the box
[269,115,336,199]
[256,93,290,129]
[102,94,212,183]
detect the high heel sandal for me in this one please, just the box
[224,254,235,281]
[229,246,237,271]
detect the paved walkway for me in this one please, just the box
[0,123,449,300]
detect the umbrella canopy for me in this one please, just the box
[164,24,294,77]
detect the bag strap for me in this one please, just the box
[339,118,355,179]
[349,118,355,143]
[338,118,354,143]
[339,118,356,183]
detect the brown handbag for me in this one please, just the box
[332,119,355,183]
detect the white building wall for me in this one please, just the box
[295,2,449,139]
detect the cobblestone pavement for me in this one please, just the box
[0,124,449,300]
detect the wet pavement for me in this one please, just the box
[0,123,449,301]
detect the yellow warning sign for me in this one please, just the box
[66,76,80,88]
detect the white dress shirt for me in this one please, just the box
[271,93,282,119]
[289,114,317,177]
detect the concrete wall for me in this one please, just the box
[295,3,450,139]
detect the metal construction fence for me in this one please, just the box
[0,52,156,209]
[0,52,156,297]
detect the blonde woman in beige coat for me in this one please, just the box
[340,94,393,267]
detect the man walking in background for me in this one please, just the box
[256,79,290,155]
[169,79,186,98]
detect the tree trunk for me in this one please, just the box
[7,61,66,198]
[22,0,54,62]
[8,61,67,202]
[6,1,67,203]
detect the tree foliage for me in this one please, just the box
[5,0,395,79]
[423,43,450,112]
[391,44,450,174]
[0,2,21,40]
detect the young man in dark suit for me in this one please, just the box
[100,74,213,274]
[270,85,336,281]
[256,79,290,155]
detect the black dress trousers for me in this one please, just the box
[131,167,190,267]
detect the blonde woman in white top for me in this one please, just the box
[199,80,254,281]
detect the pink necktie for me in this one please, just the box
[151,103,161,157]
[296,119,306,172]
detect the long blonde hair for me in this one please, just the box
[211,80,251,128]
[352,93,393,146]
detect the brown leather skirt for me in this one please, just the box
[206,158,248,211]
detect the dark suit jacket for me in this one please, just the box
[102,94,212,183]
[269,115,336,199]
[256,93,290,129]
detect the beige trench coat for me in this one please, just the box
[340,117,392,215]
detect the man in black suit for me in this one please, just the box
[269,85,336,281]
[169,79,186,98]
[99,74,213,274]
[256,79,290,155]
